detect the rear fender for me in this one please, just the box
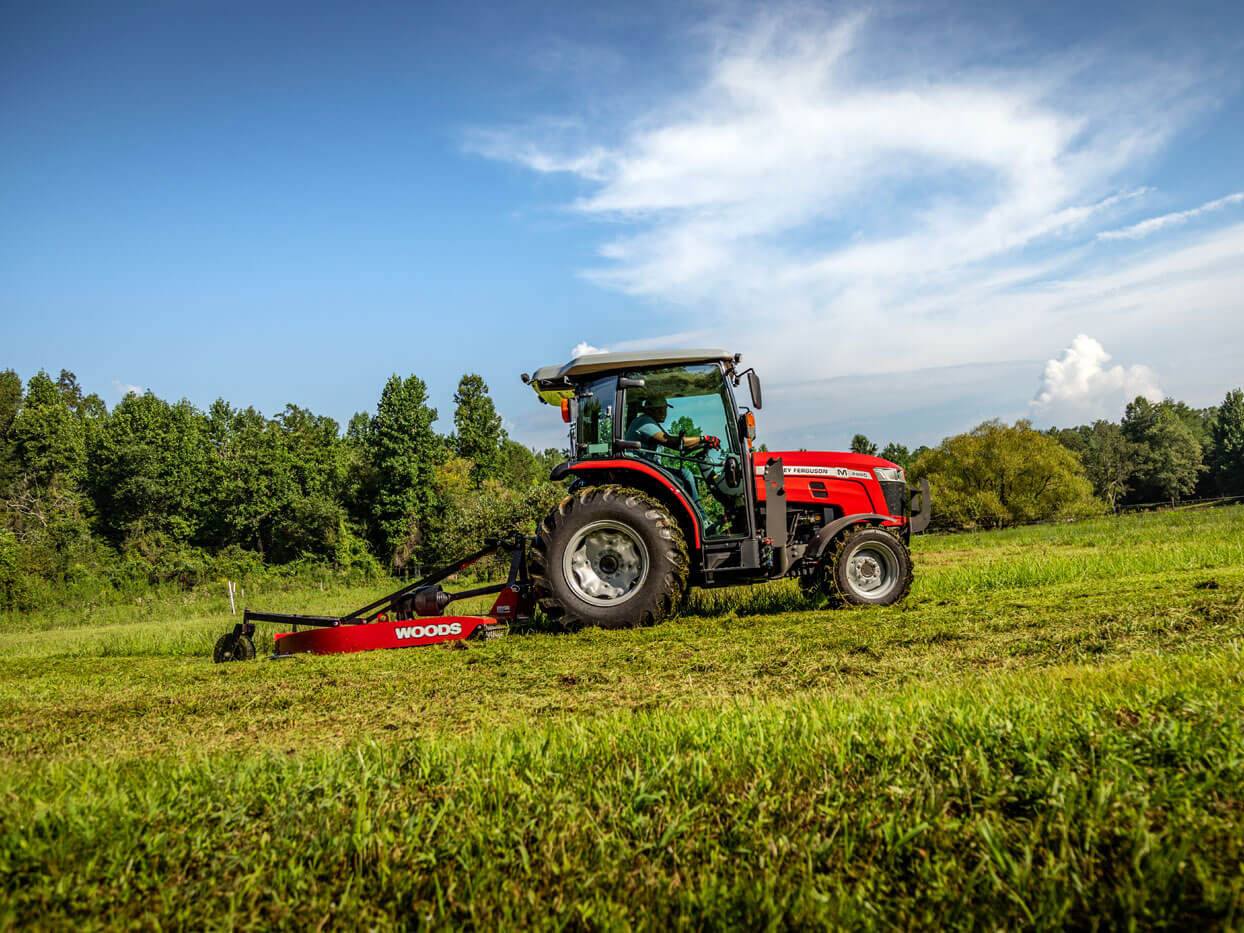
[562,459,703,549]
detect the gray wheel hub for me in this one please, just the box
[844,542,900,600]
[563,520,649,606]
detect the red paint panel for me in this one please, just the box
[752,450,895,515]
[273,616,489,656]
[763,475,881,513]
[567,460,702,547]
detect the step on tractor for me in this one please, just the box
[214,348,929,660]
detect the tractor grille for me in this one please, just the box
[880,481,909,518]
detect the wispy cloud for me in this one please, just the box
[474,7,1237,444]
[112,379,143,398]
[1097,191,1244,240]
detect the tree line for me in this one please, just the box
[4,365,1242,608]
[851,388,1244,530]
[0,368,565,610]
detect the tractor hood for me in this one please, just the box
[752,449,911,518]
[753,450,904,481]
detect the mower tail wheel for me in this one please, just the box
[530,484,688,630]
[213,631,256,663]
[819,525,913,608]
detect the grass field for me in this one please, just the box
[2,507,1243,927]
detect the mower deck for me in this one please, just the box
[271,615,506,656]
[214,535,533,662]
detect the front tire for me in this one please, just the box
[530,485,689,630]
[821,526,913,607]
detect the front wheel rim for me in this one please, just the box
[843,542,900,600]
[563,520,649,607]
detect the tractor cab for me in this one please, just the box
[526,349,760,542]
[522,348,929,629]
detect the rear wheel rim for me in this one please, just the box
[843,542,900,601]
[563,520,649,607]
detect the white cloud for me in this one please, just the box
[1032,335,1161,418]
[571,341,607,357]
[478,8,1240,445]
[112,380,143,398]
[1097,191,1244,240]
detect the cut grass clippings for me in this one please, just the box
[1,505,1242,927]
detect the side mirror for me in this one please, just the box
[747,371,762,409]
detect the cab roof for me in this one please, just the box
[528,348,735,387]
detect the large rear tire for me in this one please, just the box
[820,526,913,607]
[530,485,689,630]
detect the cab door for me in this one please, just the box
[617,363,753,543]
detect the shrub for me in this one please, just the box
[912,420,1102,530]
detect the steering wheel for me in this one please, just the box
[677,436,726,468]
[683,441,712,460]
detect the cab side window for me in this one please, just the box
[575,375,616,458]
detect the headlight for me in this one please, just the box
[873,466,905,483]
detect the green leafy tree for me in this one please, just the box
[87,393,212,544]
[1164,400,1217,497]
[0,369,22,497]
[419,456,563,570]
[1121,397,1204,503]
[367,374,445,569]
[1165,399,1216,450]
[1,371,103,599]
[531,446,569,485]
[270,404,349,560]
[204,401,272,553]
[498,439,544,489]
[1210,388,1244,496]
[453,374,506,484]
[879,442,910,469]
[1047,426,1090,458]
[199,400,352,563]
[910,420,1100,529]
[850,434,878,456]
[340,410,376,538]
[1079,421,1138,511]
[10,371,87,487]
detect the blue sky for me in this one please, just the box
[3,0,1242,452]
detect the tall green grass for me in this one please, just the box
[1,506,1242,926]
[2,654,1241,928]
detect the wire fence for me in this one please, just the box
[919,494,1244,535]
[1117,494,1244,514]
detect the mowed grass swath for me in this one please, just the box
[1,507,1243,927]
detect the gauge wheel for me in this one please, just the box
[213,631,256,663]
[531,485,688,630]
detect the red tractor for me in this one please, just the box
[522,348,930,629]
[216,348,929,660]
